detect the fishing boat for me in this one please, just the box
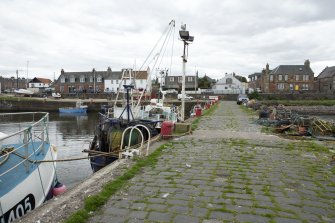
[87,85,160,172]
[13,89,34,96]
[86,20,181,172]
[51,92,61,99]
[59,100,88,113]
[0,112,60,223]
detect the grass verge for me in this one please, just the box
[64,143,170,223]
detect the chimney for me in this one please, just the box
[107,67,112,72]
[61,69,64,74]
[266,63,269,73]
[304,59,310,68]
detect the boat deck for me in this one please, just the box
[0,142,52,197]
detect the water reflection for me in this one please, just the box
[47,112,99,189]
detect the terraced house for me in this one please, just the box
[316,66,335,94]
[249,60,315,93]
[54,67,150,93]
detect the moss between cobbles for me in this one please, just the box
[64,143,173,223]
[64,104,220,223]
[191,103,218,130]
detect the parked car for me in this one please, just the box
[237,94,249,105]
[178,94,193,100]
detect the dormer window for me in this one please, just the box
[89,76,93,82]
[80,75,85,83]
[60,76,65,83]
[97,75,102,83]
[70,75,75,83]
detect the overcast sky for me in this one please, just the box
[0,0,334,80]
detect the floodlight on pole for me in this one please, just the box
[179,23,194,122]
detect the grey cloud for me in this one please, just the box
[0,0,334,79]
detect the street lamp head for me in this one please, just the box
[179,24,194,42]
[179,30,189,40]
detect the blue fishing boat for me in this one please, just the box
[59,100,88,113]
[0,112,61,223]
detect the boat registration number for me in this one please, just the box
[0,194,35,223]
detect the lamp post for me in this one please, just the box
[93,68,96,93]
[179,24,194,122]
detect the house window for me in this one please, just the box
[278,75,283,81]
[97,75,102,83]
[111,80,113,84]
[169,77,174,82]
[270,75,273,82]
[302,84,309,90]
[140,79,143,84]
[89,76,93,82]
[60,77,65,83]
[70,75,75,83]
[255,76,257,80]
[226,78,232,84]
[116,80,119,84]
[295,75,300,81]
[289,84,293,91]
[187,77,193,82]
[178,77,182,83]
[277,83,284,90]
[285,75,288,81]
[80,75,85,83]
[303,75,309,81]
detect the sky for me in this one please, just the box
[0,0,334,81]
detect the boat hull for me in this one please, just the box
[0,112,58,223]
[0,145,57,223]
[59,108,87,113]
[88,113,159,172]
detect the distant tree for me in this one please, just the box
[198,75,214,88]
[235,75,247,83]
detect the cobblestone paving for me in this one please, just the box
[88,101,335,223]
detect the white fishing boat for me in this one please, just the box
[51,92,61,98]
[13,89,34,96]
[0,112,60,223]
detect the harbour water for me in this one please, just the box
[0,112,98,189]
[48,112,97,189]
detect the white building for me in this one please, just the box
[28,77,52,88]
[212,73,245,94]
[104,68,150,93]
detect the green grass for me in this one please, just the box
[64,143,171,223]
[262,100,335,106]
[0,95,43,101]
[285,141,330,153]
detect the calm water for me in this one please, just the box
[0,112,99,189]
